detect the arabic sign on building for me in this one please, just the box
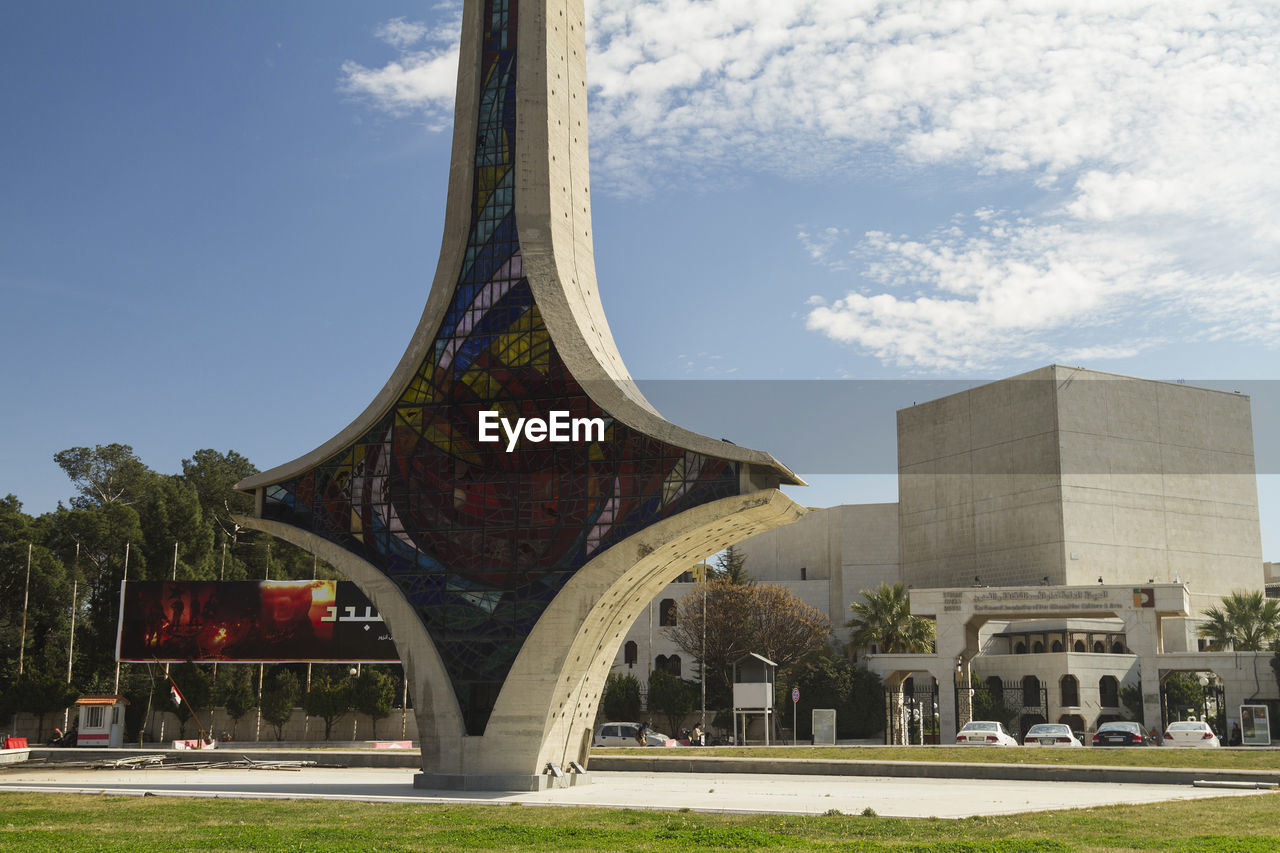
[115,580,399,663]
[947,588,1151,615]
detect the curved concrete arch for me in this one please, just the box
[235,515,466,770]
[444,489,803,776]
[233,0,806,787]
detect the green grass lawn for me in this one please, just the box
[1,790,1279,852]
[594,745,1280,772]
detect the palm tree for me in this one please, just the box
[847,582,935,655]
[1197,591,1280,651]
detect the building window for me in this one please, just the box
[1093,641,1106,653]
[85,706,104,728]
[800,566,807,581]
[1014,642,1027,654]
[1073,640,1086,652]
[985,676,1004,697]
[1060,675,1079,707]
[1051,640,1063,652]
[659,598,677,627]
[1111,641,1126,654]
[655,654,667,672]
[667,655,682,676]
[1032,641,1045,653]
[675,571,693,583]
[1022,675,1041,708]
[624,641,637,666]
[1099,676,1120,708]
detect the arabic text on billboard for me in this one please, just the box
[116,580,399,663]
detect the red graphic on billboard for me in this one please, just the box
[116,580,400,663]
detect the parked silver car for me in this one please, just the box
[593,722,676,747]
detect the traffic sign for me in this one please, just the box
[791,686,800,703]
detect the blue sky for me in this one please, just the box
[1,1,1276,559]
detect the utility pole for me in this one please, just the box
[112,542,130,694]
[18,543,31,675]
[700,574,707,734]
[64,543,81,730]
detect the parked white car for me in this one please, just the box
[1022,723,1082,747]
[1162,720,1220,747]
[955,721,1018,746]
[593,722,677,747]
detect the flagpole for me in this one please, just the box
[168,674,209,744]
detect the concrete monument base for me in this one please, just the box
[414,771,591,792]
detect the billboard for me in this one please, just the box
[116,580,400,663]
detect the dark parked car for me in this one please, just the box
[1092,721,1154,746]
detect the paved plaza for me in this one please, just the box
[0,764,1269,818]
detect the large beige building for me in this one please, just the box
[617,366,1272,740]
[899,365,1262,593]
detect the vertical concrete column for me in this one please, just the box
[1122,609,1163,730]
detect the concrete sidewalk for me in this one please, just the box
[0,764,1271,818]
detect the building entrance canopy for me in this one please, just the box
[867,584,1190,742]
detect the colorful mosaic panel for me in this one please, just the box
[262,0,741,735]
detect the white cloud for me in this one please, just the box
[339,7,464,128]
[342,1,1280,371]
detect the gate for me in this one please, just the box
[955,676,1049,741]
[1160,675,1227,738]
[886,677,939,745]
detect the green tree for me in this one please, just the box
[260,669,301,741]
[1197,591,1280,651]
[53,443,154,509]
[138,476,215,582]
[788,651,886,739]
[4,664,77,742]
[713,546,751,586]
[1163,672,1206,721]
[353,668,396,739]
[216,666,257,739]
[0,503,72,686]
[1119,682,1144,721]
[41,501,146,682]
[970,685,1018,727]
[601,672,642,722]
[847,582,935,655]
[647,670,696,736]
[304,674,351,740]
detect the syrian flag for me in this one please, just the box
[169,681,185,707]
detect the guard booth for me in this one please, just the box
[732,653,776,745]
[75,695,129,748]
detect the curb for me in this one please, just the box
[588,754,1280,787]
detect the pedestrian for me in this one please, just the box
[692,722,704,746]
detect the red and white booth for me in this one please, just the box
[75,695,129,748]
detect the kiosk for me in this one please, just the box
[75,695,129,748]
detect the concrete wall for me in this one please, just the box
[3,706,420,746]
[735,503,899,645]
[899,366,1066,589]
[1056,369,1262,593]
[899,365,1264,600]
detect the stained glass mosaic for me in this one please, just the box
[262,0,742,734]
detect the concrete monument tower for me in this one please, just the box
[235,0,802,789]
